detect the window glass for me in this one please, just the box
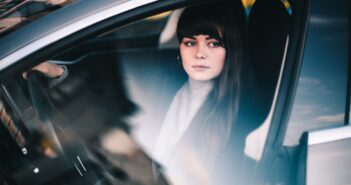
[0,0,74,37]
[0,2,286,185]
[284,0,349,146]
[106,12,171,39]
[55,12,171,62]
[242,0,291,15]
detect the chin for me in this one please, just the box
[189,75,214,81]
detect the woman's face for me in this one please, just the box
[180,34,226,81]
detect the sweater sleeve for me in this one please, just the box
[47,64,69,88]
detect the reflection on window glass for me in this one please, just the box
[284,1,349,146]
[0,1,286,185]
[106,11,171,39]
[0,0,74,37]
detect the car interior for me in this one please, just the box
[0,0,299,184]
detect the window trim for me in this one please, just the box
[344,7,351,125]
[256,0,311,177]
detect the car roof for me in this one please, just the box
[0,0,157,69]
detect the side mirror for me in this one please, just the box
[297,126,351,185]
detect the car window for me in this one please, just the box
[0,1,291,185]
[104,12,171,39]
[0,0,74,37]
[283,0,349,146]
[54,12,171,62]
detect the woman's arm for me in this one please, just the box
[22,61,69,87]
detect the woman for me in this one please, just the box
[27,2,245,183]
[154,2,245,185]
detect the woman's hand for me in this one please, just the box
[23,62,64,79]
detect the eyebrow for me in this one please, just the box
[184,35,217,40]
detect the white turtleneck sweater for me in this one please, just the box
[154,78,213,166]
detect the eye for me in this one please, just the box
[183,41,196,47]
[208,41,222,48]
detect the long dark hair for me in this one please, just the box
[176,1,245,155]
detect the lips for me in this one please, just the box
[192,65,210,69]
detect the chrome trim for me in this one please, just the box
[77,156,87,172]
[0,0,157,70]
[308,125,351,145]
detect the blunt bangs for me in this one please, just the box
[176,4,226,46]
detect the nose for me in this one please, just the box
[195,44,207,59]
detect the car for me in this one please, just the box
[0,0,349,184]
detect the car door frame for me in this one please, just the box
[254,0,311,182]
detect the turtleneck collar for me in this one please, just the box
[187,78,214,98]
